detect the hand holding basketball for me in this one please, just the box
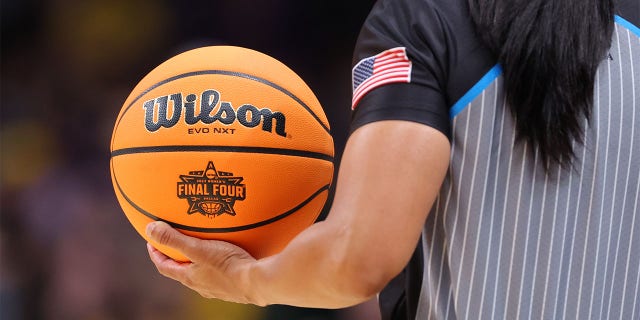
[145,221,265,305]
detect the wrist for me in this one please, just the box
[240,258,270,306]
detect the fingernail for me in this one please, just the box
[146,221,160,238]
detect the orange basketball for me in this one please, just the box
[110,46,334,261]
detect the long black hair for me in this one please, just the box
[468,0,615,169]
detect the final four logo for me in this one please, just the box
[177,161,246,217]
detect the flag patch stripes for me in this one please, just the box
[351,47,412,109]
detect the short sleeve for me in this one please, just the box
[350,0,451,139]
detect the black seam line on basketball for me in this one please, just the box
[110,145,334,163]
[112,69,331,151]
[112,161,330,233]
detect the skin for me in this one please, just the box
[146,120,451,308]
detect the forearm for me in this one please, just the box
[248,219,384,308]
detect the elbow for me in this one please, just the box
[329,256,401,306]
[329,236,405,303]
[345,265,397,301]
[323,221,413,306]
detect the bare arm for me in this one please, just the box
[146,120,450,308]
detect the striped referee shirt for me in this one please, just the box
[350,0,640,319]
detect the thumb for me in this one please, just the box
[146,221,201,260]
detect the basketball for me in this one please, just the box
[110,46,334,261]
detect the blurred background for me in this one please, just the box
[0,0,381,319]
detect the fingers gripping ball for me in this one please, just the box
[110,46,334,261]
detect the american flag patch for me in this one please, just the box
[351,47,412,109]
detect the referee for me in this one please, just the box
[145,0,640,319]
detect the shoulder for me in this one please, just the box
[354,0,471,63]
[354,0,496,109]
[615,0,639,27]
